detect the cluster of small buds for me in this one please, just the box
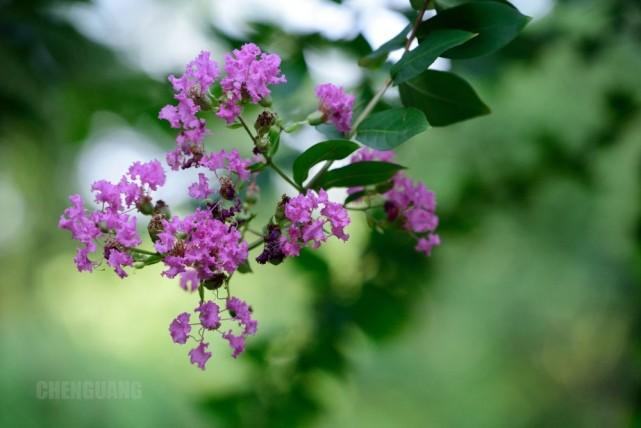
[348,148,440,255]
[255,224,285,265]
[59,44,440,370]
[169,296,257,369]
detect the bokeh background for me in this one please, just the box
[1,0,641,426]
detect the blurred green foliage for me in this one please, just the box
[1,0,641,427]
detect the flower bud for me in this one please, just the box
[384,201,400,222]
[153,200,171,219]
[136,195,154,215]
[219,177,236,201]
[245,182,260,205]
[274,195,290,221]
[306,110,325,126]
[203,273,227,290]
[147,214,164,242]
[254,111,276,136]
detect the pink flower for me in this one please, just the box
[201,149,252,181]
[217,43,286,123]
[279,190,351,257]
[91,180,122,212]
[350,147,395,163]
[59,195,101,272]
[415,235,441,256]
[168,51,219,96]
[179,270,200,292]
[195,301,221,330]
[189,341,212,370]
[222,331,246,358]
[227,297,257,335]
[169,312,192,344]
[349,148,441,256]
[106,248,133,279]
[128,160,166,191]
[188,173,211,199]
[160,51,218,170]
[315,83,354,133]
[155,209,249,283]
[321,201,350,241]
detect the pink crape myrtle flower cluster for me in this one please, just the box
[349,148,440,255]
[281,190,350,256]
[59,160,166,277]
[59,44,440,370]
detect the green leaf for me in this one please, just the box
[391,29,476,84]
[410,0,427,10]
[313,161,405,190]
[356,108,429,150]
[248,162,266,172]
[237,260,253,274]
[293,140,360,185]
[399,70,490,126]
[344,190,367,205]
[267,126,280,157]
[343,180,395,205]
[198,283,205,302]
[416,2,530,58]
[359,24,411,68]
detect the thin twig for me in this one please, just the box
[268,159,304,192]
[247,238,264,251]
[237,116,256,142]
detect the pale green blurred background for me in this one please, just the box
[1,0,641,427]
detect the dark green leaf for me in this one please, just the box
[267,127,280,157]
[293,140,360,185]
[356,108,429,150]
[248,162,266,172]
[416,2,530,58]
[410,0,427,10]
[313,161,405,190]
[343,180,394,205]
[391,29,476,84]
[399,70,490,126]
[344,190,367,205]
[237,260,253,274]
[359,24,411,68]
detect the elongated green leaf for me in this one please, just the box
[293,140,360,185]
[359,24,411,68]
[410,0,427,9]
[391,29,476,84]
[344,180,395,205]
[417,2,530,58]
[313,161,405,190]
[399,70,490,126]
[356,108,428,150]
